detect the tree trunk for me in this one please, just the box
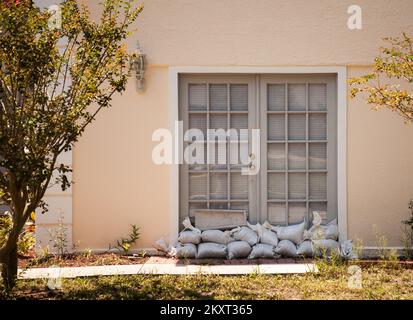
[1,245,18,292]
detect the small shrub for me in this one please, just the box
[110,225,140,254]
[48,211,70,256]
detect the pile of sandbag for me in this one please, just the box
[154,213,353,260]
[298,211,340,257]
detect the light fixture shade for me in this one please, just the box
[130,42,146,92]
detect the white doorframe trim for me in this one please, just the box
[169,66,348,241]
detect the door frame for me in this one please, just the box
[169,66,347,242]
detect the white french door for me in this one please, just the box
[179,74,337,227]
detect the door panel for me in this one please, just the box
[179,75,257,227]
[260,74,337,225]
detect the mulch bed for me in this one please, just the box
[17,250,413,269]
[18,252,149,269]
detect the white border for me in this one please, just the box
[169,66,347,241]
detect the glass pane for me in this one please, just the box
[230,141,249,169]
[189,203,207,218]
[268,144,286,170]
[288,143,306,170]
[230,114,248,140]
[288,114,306,140]
[309,172,327,200]
[210,173,228,200]
[189,84,207,111]
[268,84,285,111]
[230,202,249,215]
[309,114,327,140]
[210,84,227,111]
[288,173,306,199]
[208,141,227,170]
[189,173,207,200]
[189,114,207,138]
[210,202,229,210]
[268,203,286,225]
[309,202,328,224]
[309,143,327,170]
[268,114,285,140]
[288,203,307,224]
[230,84,248,111]
[231,173,248,200]
[188,141,207,171]
[268,173,286,200]
[309,84,327,111]
[288,84,306,111]
[209,114,227,140]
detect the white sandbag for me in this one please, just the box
[230,226,259,246]
[227,241,252,259]
[341,240,356,260]
[153,237,169,252]
[297,240,313,257]
[253,221,279,246]
[303,212,339,241]
[247,222,262,234]
[170,243,197,259]
[304,223,339,241]
[178,230,201,245]
[197,243,227,259]
[312,239,340,257]
[274,240,298,258]
[201,230,234,245]
[182,217,201,234]
[248,244,275,259]
[274,221,305,245]
[178,217,202,244]
[260,229,279,247]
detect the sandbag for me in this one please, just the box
[340,240,356,260]
[227,241,252,259]
[247,222,278,246]
[197,243,227,259]
[182,217,201,234]
[153,237,169,252]
[260,229,279,246]
[170,243,197,259]
[274,221,306,245]
[274,240,298,258]
[303,212,339,241]
[201,230,234,245]
[178,230,201,245]
[248,244,275,259]
[230,227,259,246]
[312,239,340,257]
[297,240,313,257]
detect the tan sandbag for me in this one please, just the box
[303,213,339,241]
[248,244,275,259]
[297,240,313,257]
[230,226,259,246]
[197,243,227,259]
[178,230,201,245]
[312,239,340,257]
[274,240,298,258]
[227,241,252,259]
[273,221,306,245]
[170,243,197,259]
[201,230,234,245]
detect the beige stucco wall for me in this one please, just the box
[70,0,413,249]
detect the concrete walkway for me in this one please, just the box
[18,263,317,279]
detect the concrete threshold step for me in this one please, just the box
[18,263,317,279]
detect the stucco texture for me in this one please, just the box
[71,0,413,249]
